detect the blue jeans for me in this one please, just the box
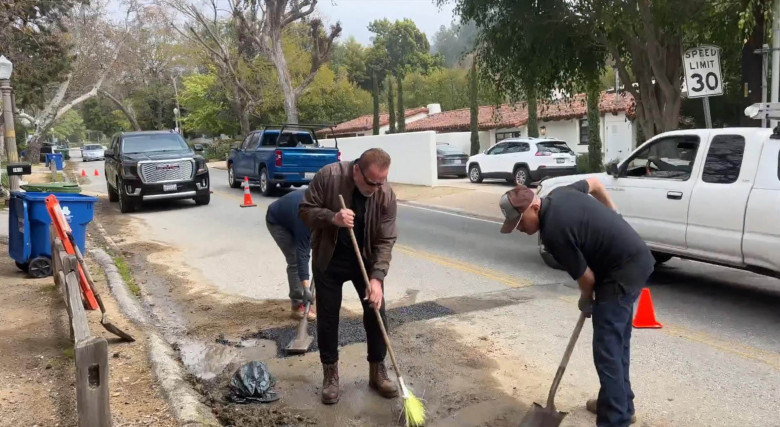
[592,287,641,427]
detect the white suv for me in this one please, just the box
[466,138,577,186]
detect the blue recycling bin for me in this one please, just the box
[45,153,64,170]
[8,191,98,278]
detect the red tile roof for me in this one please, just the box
[406,91,635,133]
[317,106,429,135]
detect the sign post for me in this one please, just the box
[683,45,724,128]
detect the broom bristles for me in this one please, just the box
[403,390,426,427]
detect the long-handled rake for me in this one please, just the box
[338,195,425,427]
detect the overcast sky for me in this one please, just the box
[316,0,457,45]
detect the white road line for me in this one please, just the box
[398,202,503,225]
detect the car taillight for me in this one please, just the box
[337,151,341,161]
[536,151,551,156]
[275,150,282,166]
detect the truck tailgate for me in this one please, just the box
[280,148,339,169]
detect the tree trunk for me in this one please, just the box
[99,90,141,130]
[372,72,380,135]
[269,35,299,123]
[231,83,251,137]
[526,87,539,138]
[469,60,480,155]
[396,74,405,133]
[387,77,396,134]
[586,78,603,172]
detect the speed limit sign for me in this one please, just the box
[683,45,723,98]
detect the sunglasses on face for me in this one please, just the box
[357,164,384,187]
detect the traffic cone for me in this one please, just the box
[94,169,100,177]
[81,169,87,177]
[632,287,662,328]
[240,176,256,208]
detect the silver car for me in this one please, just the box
[81,144,105,162]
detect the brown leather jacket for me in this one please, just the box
[298,161,397,282]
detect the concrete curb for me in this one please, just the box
[91,248,220,426]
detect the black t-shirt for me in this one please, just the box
[539,180,654,300]
[332,187,368,267]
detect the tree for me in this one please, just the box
[231,0,342,123]
[372,72,380,135]
[298,65,372,123]
[331,37,371,90]
[50,110,87,143]
[387,77,396,133]
[402,68,503,111]
[469,60,479,155]
[431,21,479,68]
[179,70,241,136]
[81,98,130,137]
[587,79,603,171]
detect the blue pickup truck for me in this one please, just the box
[227,125,340,196]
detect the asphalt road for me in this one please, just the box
[78,156,780,426]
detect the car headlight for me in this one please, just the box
[196,159,208,174]
[122,165,138,178]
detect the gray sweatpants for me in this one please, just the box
[266,218,306,308]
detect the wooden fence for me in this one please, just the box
[50,225,111,426]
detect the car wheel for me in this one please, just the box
[514,166,530,186]
[469,164,483,183]
[652,251,673,265]
[28,256,52,278]
[107,180,119,202]
[228,163,240,188]
[118,180,137,214]
[259,167,274,197]
[194,193,211,206]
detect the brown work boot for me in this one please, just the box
[369,362,399,398]
[321,363,340,404]
[586,398,637,424]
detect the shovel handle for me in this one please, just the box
[66,231,108,314]
[546,312,587,409]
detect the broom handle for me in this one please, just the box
[338,195,403,386]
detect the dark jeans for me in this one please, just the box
[314,254,387,365]
[592,286,641,427]
[266,219,305,307]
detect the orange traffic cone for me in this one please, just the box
[81,169,87,177]
[94,169,100,177]
[633,287,662,328]
[240,176,256,208]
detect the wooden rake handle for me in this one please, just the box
[338,195,403,385]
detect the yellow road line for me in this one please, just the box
[558,296,780,370]
[395,243,533,288]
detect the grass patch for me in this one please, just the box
[113,256,141,297]
[62,347,75,359]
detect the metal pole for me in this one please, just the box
[703,97,713,128]
[762,45,769,128]
[171,74,182,134]
[771,0,780,127]
[1,79,20,191]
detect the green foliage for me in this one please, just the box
[387,77,396,133]
[81,98,128,137]
[402,68,503,111]
[113,255,140,297]
[180,70,241,136]
[331,37,371,90]
[586,80,603,172]
[50,110,87,143]
[130,82,177,131]
[396,76,405,132]
[298,66,373,124]
[469,61,480,156]
[432,21,479,68]
[204,139,238,161]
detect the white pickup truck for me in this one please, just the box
[536,126,780,279]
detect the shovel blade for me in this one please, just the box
[100,315,135,342]
[285,335,313,354]
[518,402,567,427]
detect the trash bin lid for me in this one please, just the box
[13,191,96,203]
[20,182,82,194]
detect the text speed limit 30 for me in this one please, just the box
[683,45,723,98]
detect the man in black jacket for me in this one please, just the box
[500,178,654,427]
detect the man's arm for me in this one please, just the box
[369,188,398,282]
[299,170,336,228]
[577,267,595,299]
[583,178,618,212]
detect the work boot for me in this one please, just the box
[321,363,340,404]
[586,399,637,424]
[307,304,317,321]
[369,362,399,398]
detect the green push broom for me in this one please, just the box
[339,195,425,426]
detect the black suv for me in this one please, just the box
[104,130,210,213]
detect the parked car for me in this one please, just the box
[437,143,469,178]
[81,144,106,162]
[536,127,780,279]
[227,124,340,196]
[466,137,577,186]
[104,130,210,213]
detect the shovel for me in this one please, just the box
[285,280,315,354]
[66,231,136,342]
[519,312,587,427]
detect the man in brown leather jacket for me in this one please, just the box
[299,148,398,405]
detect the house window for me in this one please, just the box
[579,119,589,145]
[496,131,521,142]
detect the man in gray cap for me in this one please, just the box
[500,178,653,427]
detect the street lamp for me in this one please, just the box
[0,55,20,192]
[173,107,180,134]
[540,125,547,137]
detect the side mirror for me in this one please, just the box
[104,149,114,158]
[193,144,204,152]
[606,162,619,177]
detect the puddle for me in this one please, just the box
[179,338,278,381]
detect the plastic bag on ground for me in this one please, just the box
[226,361,280,404]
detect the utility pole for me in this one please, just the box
[171,73,182,134]
[0,56,20,192]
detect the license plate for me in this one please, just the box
[163,184,177,192]
[556,158,565,164]
[304,172,315,179]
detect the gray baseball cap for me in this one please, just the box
[499,186,535,233]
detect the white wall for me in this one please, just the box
[322,131,438,186]
[539,119,581,153]
[435,131,492,155]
